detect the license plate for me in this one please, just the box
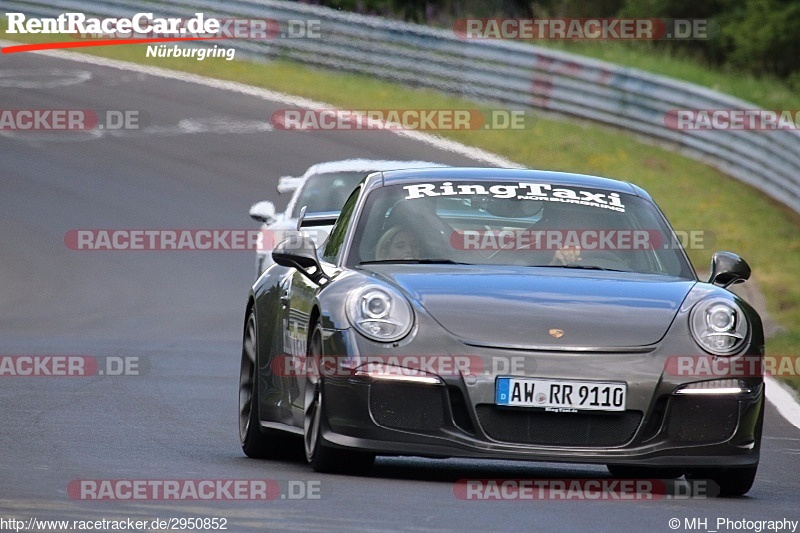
[496,377,626,412]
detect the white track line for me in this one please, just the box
[0,42,520,168]
[5,42,799,432]
[766,376,800,430]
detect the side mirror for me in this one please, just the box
[296,205,307,231]
[277,176,303,194]
[272,235,330,284]
[708,251,751,288]
[249,201,277,224]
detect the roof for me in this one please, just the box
[301,159,448,177]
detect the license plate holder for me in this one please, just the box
[496,377,626,412]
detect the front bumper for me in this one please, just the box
[318,326,764,468]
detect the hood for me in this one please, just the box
[365,265,695,349]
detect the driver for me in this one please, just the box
[375,226,422,260]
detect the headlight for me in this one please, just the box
[690,298,748,355]
[346,284,414,342]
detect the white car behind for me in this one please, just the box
[249,159,447,278]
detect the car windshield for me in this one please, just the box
[347,181,695,278]
[291,171,370,217]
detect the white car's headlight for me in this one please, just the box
[346,284,414,342]
[690,298,748,355]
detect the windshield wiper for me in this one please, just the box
[359,258,471,265]
[544,264,630,272]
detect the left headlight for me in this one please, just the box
[346,284,414,342]
[690,298,748,355]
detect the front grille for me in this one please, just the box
[369,381,446,431]
[665,396,739,443]
[476,405,642,447]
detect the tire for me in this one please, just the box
[607,465,683,480]
[239,309,291,458]
[685,465,758,497]
[304,322,375,474]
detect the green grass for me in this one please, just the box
[767,333,800,392]
[3,24,798,392]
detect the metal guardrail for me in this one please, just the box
[4,0,800,214]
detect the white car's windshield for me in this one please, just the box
[292,172,369,217]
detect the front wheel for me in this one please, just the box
[239,310,291,458]
[304,323,375,474]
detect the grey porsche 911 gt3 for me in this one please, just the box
[239,167,763,496]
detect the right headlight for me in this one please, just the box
[690,298,748,355]
[346,284,414,343]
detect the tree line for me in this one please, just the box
[312,0,799,82]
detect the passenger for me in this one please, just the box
[536,203,590,266]
[551,245,582,265]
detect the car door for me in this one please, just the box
[286,269,317,421]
